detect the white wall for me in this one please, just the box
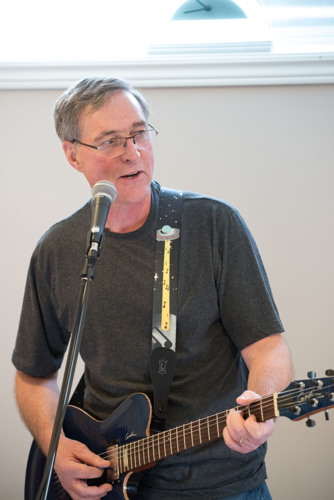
[1,83,333,499]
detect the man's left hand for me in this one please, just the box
[222,390,275,454]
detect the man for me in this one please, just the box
[13,77,293,500]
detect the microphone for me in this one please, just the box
[90,180,117,245]
[88,180,117,261]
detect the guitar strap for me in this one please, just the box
[70,187,183,421]
[150,187,183,421]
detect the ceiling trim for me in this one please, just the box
[1,53,333,90]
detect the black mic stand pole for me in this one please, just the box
[35,240,101,500]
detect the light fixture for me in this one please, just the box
[172,0,247,21]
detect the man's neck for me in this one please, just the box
[105,194,151,234]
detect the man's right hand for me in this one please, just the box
[54,436,113,499]
[15,371,113,499]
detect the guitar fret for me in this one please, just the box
[126,443,131,470]
[172,430,176,454]
[147,437,150,464]
[201,418,208,442]
[198,419,202,444]
[168,431,171,455]
[194,420,202,445]
[137,441,141,468]
[134,442,137,469]
[131,442,135,469]
[248,394,277,422]
[121,448,124,472]
[259,400,264,421]
[137,440,141,468]
[161,432,166,458]
[118,448,123,474]
[176,426,180,452]
[130,442,134,470]
[140,440,144,465]
[139,440,143,467]
[152,436,156,462]
[190,421,194,447]
[122,449,125,473]
[132,442,136,469]
[160,433,164,459]
[157,434,161,460]
[143,438,152,465]
[146,436,151,464]
[273,394,279,418]
[169,430,173,455]
[187,425,191,447]
[122,445,129,471]
[207,416,211,441]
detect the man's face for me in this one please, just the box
[63,90,154,208]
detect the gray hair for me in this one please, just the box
[54,77,150,141]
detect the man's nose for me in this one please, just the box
[121,136,140,158]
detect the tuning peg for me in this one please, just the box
[306,417,316,428]
[325,369,334,376]
[307,371,317,379]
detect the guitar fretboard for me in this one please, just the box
[117,393,277,474]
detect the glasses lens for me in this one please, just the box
[99,139,122,156]
[135,128,156,148]
[98,126,157,158]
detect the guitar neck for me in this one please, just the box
[117,393,278,474]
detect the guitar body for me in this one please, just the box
[25,373,334,500]
[25,393,153,500]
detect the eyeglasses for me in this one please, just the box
[71,124,158,158]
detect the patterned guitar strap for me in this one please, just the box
[70,188,183,419]
[150,187,183,421]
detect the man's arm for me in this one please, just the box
[15,370,61,455]
[242,332,293,396]
[223,333,293,453]
[15,370,112,499]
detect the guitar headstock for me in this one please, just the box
[278,370,334,425]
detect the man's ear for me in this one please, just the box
[62,141,83,172]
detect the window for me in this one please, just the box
[265,0,334,54]
[0,0,333,88]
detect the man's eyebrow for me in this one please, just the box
[94,121,147,143]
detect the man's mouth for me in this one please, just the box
[121,171,140,179]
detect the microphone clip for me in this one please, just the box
[81,233,101,280]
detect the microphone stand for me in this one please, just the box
[35,239,101,500]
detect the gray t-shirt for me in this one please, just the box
[13,181,284,499]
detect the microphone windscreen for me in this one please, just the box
[91,180,117,203]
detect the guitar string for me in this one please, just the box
[100,383,334,466]
[51,380,334,488]
[101,382,334,469]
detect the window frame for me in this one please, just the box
[1,0,333,89]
